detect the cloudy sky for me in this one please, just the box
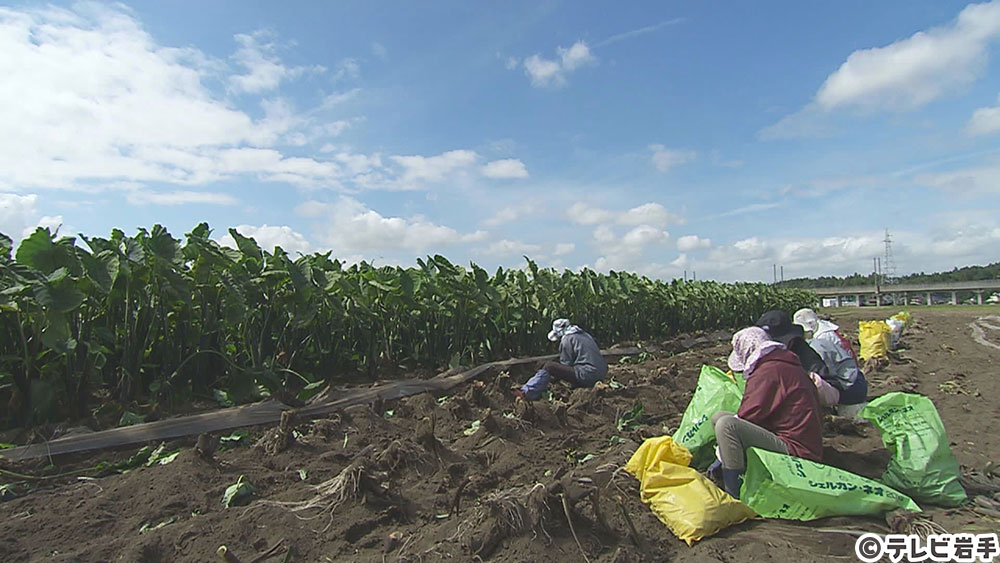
[2,1,1000,282]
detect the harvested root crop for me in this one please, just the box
[255,410,296,456]
[375,439,428,473]
[258,459,383,533]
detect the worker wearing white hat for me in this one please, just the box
[793,308,869,417]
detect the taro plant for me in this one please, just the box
[0,224,815,428]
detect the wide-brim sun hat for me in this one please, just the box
[793,308,820,334]
[755,309,804,345]
[548,318,570,341]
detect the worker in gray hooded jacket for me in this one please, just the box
[517,318,608,400]
[793,308,869,417]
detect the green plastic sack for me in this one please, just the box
[860,393,967,507]
[741,448,921,520]
[671,365,746,470]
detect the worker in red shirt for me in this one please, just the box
[711,326,824,499]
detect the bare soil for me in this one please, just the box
[1,307,998,562]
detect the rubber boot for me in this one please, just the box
[722,468,744,499]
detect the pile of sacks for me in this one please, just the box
[626,363,966,546]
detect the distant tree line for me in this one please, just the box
[776,261,1000,289]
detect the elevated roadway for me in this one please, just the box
[809,279,1000,306]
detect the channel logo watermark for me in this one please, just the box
[855,533,999,562]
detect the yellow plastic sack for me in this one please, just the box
[858,320,891,361]
[625,436,757,545]
[890,311,912,329]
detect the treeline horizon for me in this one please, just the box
[776,261,1000,289]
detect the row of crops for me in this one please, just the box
[0,224,815,428]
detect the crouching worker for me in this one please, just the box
[792,308,869,418]
[516,318,608,400]
[711,327,823,499]
[757,309,849,409]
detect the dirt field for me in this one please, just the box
[1,307,998,562]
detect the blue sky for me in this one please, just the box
[2,1,1000,282]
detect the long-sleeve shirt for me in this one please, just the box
[808,321,863,392]
[737,349,823,462]
[559,332,608,383]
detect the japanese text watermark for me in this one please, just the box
[856,533,999,562]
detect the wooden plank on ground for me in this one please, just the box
[0,348,638,462]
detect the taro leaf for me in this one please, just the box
[139,516,176,534]
[0,232,12,259]
[578,453,597,464]
[28,377,57,422]
[228,228,263,263]
[212,389,234,408]
[119,411,146,427]
[219,430,248,451]
[298,469,308,481]
[33,279,85,313]
[222,475,255,508]
[0,442,14,449]
[15,228,61,274]
[616,402,645,432]
[608,378,624,389]
[608,435,627,445]
[40,312,76,354]
[145,443,180,466]
[296,380,326,403]
[463,420,481,436]
[79,251,119,294]
[1,482,24,500]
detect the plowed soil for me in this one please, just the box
[2,307,998,562]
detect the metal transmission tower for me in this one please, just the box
[883,228,897,284]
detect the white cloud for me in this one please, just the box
[126,190,238,206]
[618,202,681,228]
[815,2,1000,112]
[711,202,781,219]
[592,224,617,244]
[0,5,356,191]
[914,164,1000,195]
[0,193,70,243]
[595,19,685,48]
[559,41,595,70]
[391,149,479,185]
[569,201,682,228]
[622,225,669,247]
[762,1,1000,139]
[649,144,697,172]
[482,239,543,257]
[677,235,711,252]
[219,224,313,255]
[297,197,485,255]
[504,56,519,70]
[331,58,360,82]
[522,41,595,88]
[230,30,324,94]
[481,159,529,179]
[482,202,536,227]
[966,96,1000,135]
[553,242,575,256]
[591,223,671,274]
[0,193,39,240]
[568,202,616,225]
[372,42,388,60]
[34,215,66,238]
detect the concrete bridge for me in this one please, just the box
[810,279,1000,307]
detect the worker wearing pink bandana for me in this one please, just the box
[711,326,823,499]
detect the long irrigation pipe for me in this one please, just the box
[0,347,638,462]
